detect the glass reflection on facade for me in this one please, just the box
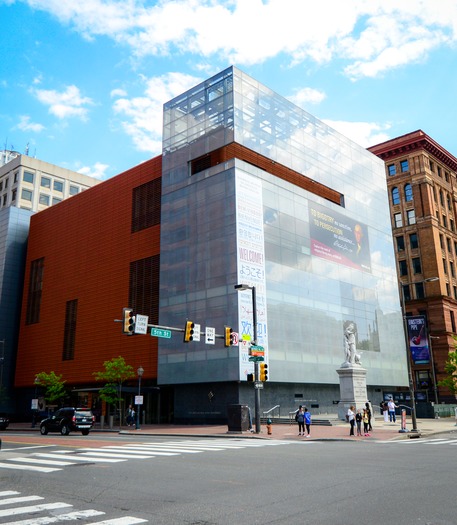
[159,66,407,415]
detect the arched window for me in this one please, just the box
[404,183,413,202]
[392,187,400,205]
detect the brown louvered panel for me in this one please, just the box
[191,143,342,205]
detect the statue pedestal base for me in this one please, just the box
[337,365,368,420]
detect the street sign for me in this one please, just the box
[248,356,265,362]
[254,382,264,389]
[135,314,149,334]
[135,395,143,405]
[205,327,215,345]
[151,327,172,339]
[193,323,201,342]
[250,344,265,356]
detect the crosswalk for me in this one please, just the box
[0,438,296,474]
[0,490,147,524]
[376,437,457,446]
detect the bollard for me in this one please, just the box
[399,408,408,433]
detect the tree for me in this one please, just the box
[438,337,457,395]
[93,356,135,427]
[35,371,66,407]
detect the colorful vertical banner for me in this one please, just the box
[235,171,268,381]
[406,315,430,364]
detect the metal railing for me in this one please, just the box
[262,405,280,419]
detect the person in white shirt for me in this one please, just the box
[347,405,356,436]
[387,398,398,422]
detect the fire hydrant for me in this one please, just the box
[266,418,272,435]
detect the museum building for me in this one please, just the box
[14,67,407,423]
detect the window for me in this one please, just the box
[446,283,451,296]
[442,215,447,228]
[402,284,411,302]
[391,187,400,205]
[451,261,455,278]
[53,180,63,192]
[447,195,452,210]
[5,178,8,188]
[415,282,425,299]
[396,236,405,251]
[129,255,160,324]
[447,237,452,253]
[62,299,78,361]
[69,185,79,195]
[416,370,430,389]
[454,286,457,300]
[412,257,422,274]
[0,181,2,191]
[440,190,444,207]
[445,171,450,182]
[23,171,34,183]
[400,160,409,172]
[26,257,44,325]
[41,176,51,188]
[443,258,448,274]
[399,260,408,276]
[14,172,18,183]
[39,194,50,206]
[404,184,413,202]
[451,311,456,332]
[388,164,396,176]
[409,233,418,249]
[52,197,62,206]
[131,179,162,233]
[394,213,403,227]
[21,189,32,201]
[432,186,437,202]
[451,219,455,232]
[429,160,434,172]
[2,195,6,206]
[407,209,416,225]
[437,166,442,178]
[11,189,16,202]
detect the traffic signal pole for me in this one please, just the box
[251,287,261,434]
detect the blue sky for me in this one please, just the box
[1,0,457,180]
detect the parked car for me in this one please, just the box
[40,407,95,436]
[0,414,9,431]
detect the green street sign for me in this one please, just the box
[151,328,172,339]
[248,356,265,362]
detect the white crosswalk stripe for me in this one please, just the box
[1,438,294,474]
[0,489,148,524]
[376,438,457,446]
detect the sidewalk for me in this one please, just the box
[6,416,457,441]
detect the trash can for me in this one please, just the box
[227,404,249,431]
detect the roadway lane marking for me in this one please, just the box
[0,445,55,452]
[87,519,147,524]
[0,462,61,473]
[78,451,154,459]
[34,453,125,463]
[6,457,74,466]
[0,502,71,518]
[3,509,105,524]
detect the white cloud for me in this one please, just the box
[16,115,45,133]
[33,85,94,120]
[288,87,326,107]
[21,0,457,79]
[322,120,391,148]
[112,72,201,155]
[78,161,110,180]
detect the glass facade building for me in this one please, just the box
[159,66,407,420]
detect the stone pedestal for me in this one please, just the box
[337,364,368,420]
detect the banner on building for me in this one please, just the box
[309,202,371,273]
[406,315,430,364]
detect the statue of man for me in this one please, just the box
[344,323,360,365]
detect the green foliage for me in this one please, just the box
[438,338,457,394]
[35,371,66,405]
[93,356,135,425]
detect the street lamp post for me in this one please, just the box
[429,336,440,404]
[235,283,260,434]
[400,276,439,433]
[136,366,144,430]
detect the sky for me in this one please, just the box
[1,0,457,181]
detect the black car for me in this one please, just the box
[0,414,9,431]
[40,407,95,436]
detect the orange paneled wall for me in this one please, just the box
[15,156,162,388]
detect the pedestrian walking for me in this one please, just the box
[347,405,355,436]
[295,405,305,435]
[304,407,312,437]
[126,405,135,426]
[382,401,389,422]
[388,398,398,422]
[355,409,363,436]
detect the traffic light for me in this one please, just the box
[259,363,269,381]
[247,373,254,382]
[122,308,135,335]
[184,320,195,342]
[224,326,234,347]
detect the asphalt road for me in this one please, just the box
[1,432,457,524]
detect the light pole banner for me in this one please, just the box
[235,171,268,380]
[406,315,430,364]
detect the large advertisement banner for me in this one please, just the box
[235,172,268,381]
[309,202,371,272]
[406,316,430,365]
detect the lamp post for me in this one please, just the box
[400,276,439,432]
[136,366,144,430]
[234,283,260,434]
